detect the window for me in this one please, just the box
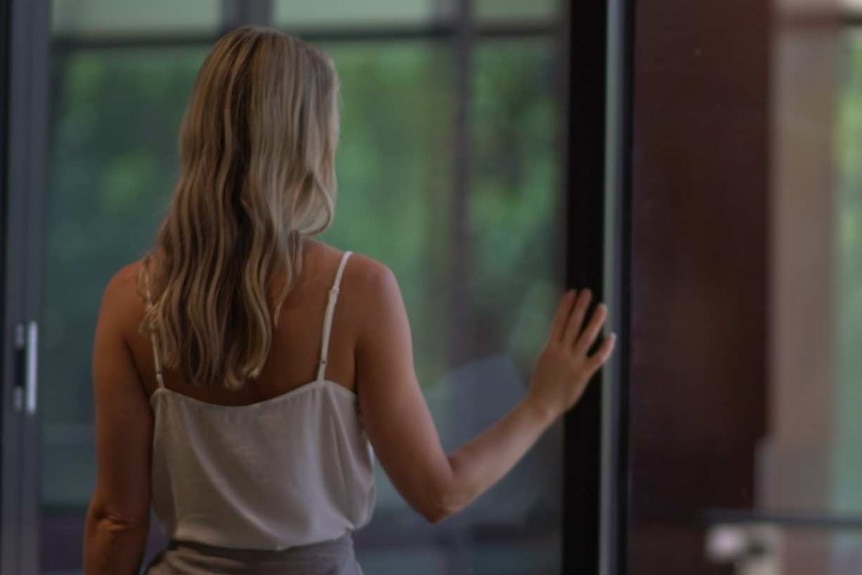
[38,1,565,573]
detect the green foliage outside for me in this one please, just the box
[836,35,862,512]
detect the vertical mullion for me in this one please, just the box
[450,0,473,367]
[447,0,474,571]
[223,0,272,30]
[563,0,610,573]
[599,0,633,572]
[0,0,24,571]
[247,0,272,27]
[221,0,242,32]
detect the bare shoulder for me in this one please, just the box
[337,252,409,352]
[340,251,400,309]
[98,261,147,331]
[344,251,395,289]
[102,261,144,302]
[308,239,395,294]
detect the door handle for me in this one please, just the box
[13,321,38,415]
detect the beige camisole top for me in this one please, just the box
[145,251,376,550]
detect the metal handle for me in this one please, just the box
[25,321,38,415]
[13,321,38,415]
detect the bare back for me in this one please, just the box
[119,239,368,405]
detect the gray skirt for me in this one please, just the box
[144,533,363,575]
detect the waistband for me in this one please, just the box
[145,532,362,575]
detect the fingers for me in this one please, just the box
[549,290,576,344]
[587,333,617,372]
[574,303,608,356]
[562,289,592,347]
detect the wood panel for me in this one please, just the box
[628,0,772,571]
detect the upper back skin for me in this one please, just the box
[106,239,377,406]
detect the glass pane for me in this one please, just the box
[275,0,452,29]
[319,43,456,572]
[470,39,562,573]
[837,27,862,519]
[41,47,207,574]
[475,0,557,23]
[315,39,562,574]
[52,0,220,37]
[320,42,454,391]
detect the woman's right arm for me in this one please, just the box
[355,261,616,523]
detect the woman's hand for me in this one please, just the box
[527,289,616,420]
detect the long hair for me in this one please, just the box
[138,26,340,389]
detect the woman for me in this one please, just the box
[83,25,616,575]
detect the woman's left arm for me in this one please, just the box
[83,268,153,575]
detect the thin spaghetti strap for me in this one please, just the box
[142,268,165,389]
[316,251,353,382]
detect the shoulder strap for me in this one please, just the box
[142,268,165,389]
[317,251,353,382]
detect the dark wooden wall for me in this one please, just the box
[628,0,771,572]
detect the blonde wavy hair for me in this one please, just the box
[138,26,340,389]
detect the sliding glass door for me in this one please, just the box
[1,1,623,573]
